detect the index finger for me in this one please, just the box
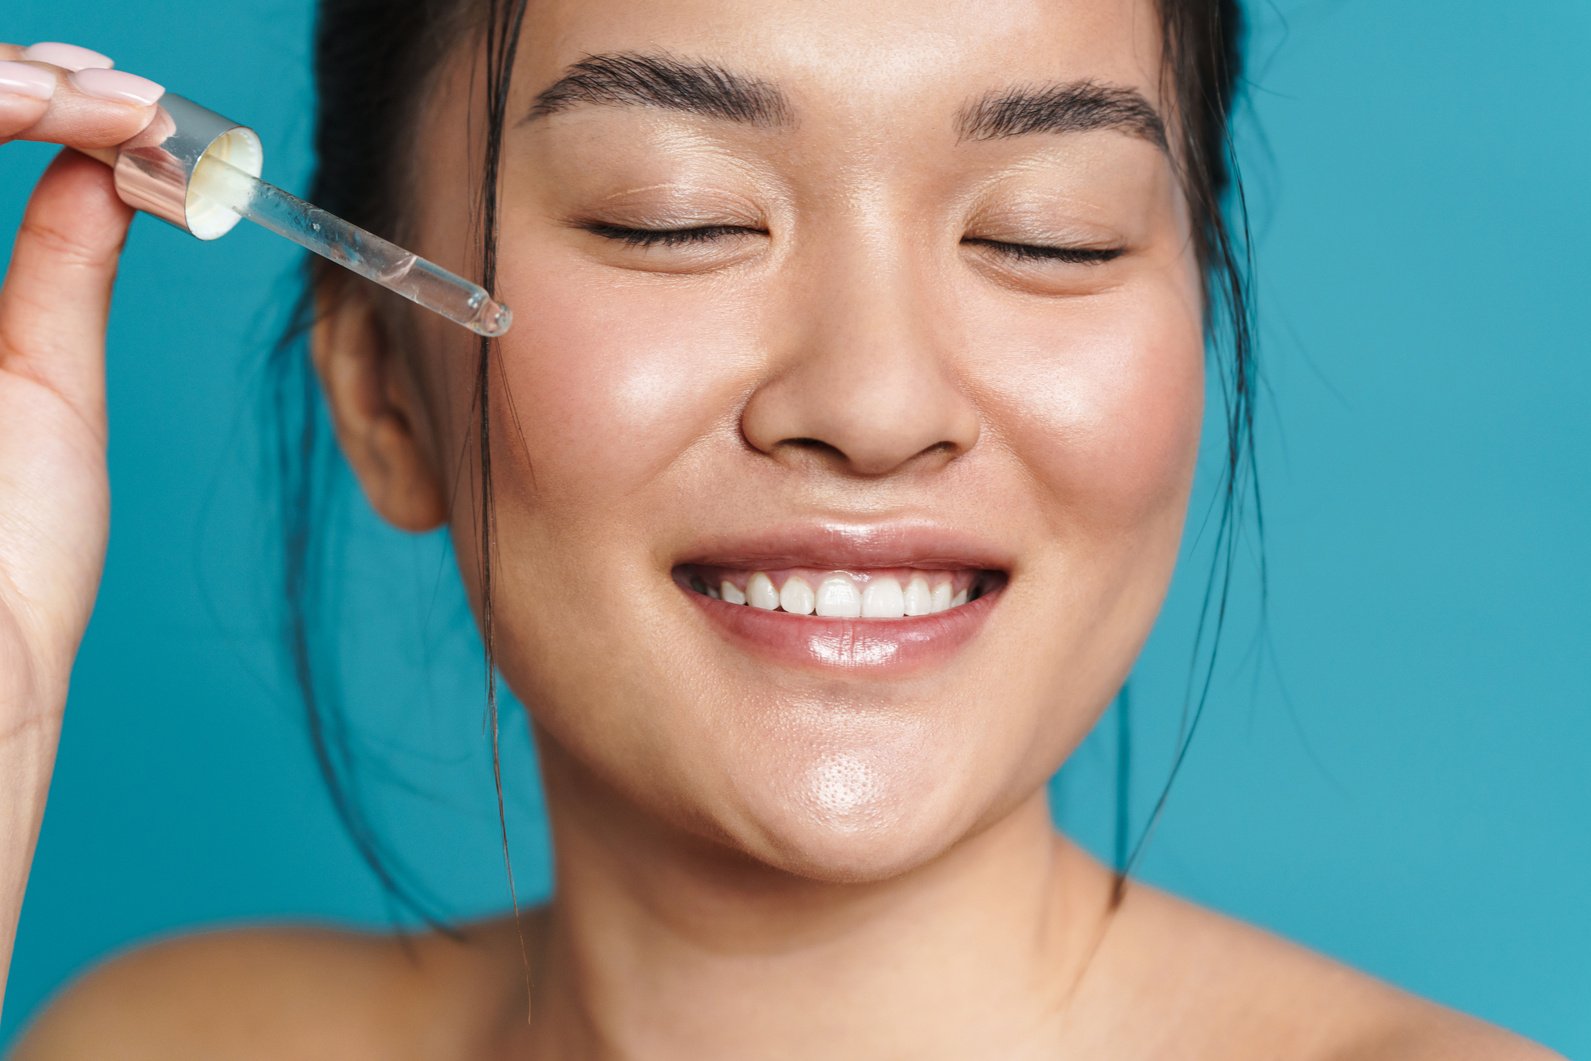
[0,42,165,150]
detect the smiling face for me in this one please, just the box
[320,0,1206,883]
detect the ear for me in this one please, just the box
[311,291,448,533]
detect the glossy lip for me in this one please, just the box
[672,521,1013,675]
[672,520,1017,574]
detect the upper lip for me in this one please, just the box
[672,519,1015,573]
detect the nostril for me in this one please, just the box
[783,437,846,460]
[764,435,964,479]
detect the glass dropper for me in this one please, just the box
[190,152,512,339]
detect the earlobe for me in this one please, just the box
[310,292,448,533]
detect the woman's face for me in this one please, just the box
[374,0,1204,881]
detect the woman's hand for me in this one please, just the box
[0,41,166,1015]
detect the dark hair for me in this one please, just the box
[266,0,1254,947]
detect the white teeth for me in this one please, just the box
[862,576,906,618]
[747,572,780,610]
[694,569,985,616]
[779,576,816,615]
[815,575,862,618]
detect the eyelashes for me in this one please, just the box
[580,222,752,248]
[960,237,1123,265]
[577,222,1125,265]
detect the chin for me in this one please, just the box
[715,747,990,885]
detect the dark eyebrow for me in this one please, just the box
[523,51,794,126]
[955,79,1167,150]
[523,51,1166,152]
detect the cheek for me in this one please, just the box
[489,252,760,508]
[974,278,1206,535]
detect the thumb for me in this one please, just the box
[0,147,134,433]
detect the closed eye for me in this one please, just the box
[579,222,762,247]
[961,238,1124,265]
[579,223,1124,265]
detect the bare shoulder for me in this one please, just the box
[1332,1013,1568,1061]
[9,919,488,1060]
[1107,878,1564,1061]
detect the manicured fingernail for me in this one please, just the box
[70,67,165,106]
[0,60,57,101]
[22,42,115,71]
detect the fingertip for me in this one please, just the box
[60,105,164,151]
[5,61,167,151]
[20,42,115,71]
[68,68,164,108]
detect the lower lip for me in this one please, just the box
[679,579,1003,675]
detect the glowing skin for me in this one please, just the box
[374,0,1199,1046]
[379,0,1202,887]
[385,0,1190,1031]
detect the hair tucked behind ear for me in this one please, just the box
[266,0,1255,951]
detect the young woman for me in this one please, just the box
[0,1,1562,1056]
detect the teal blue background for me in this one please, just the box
[3,0,1588,1053]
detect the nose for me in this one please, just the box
[740,238,981,478]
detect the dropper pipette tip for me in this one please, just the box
[473,300,514,339]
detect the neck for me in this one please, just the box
[506,745,1120,1060]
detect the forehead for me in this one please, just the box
[499,0,1168,134]
[416,0,1170,163]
